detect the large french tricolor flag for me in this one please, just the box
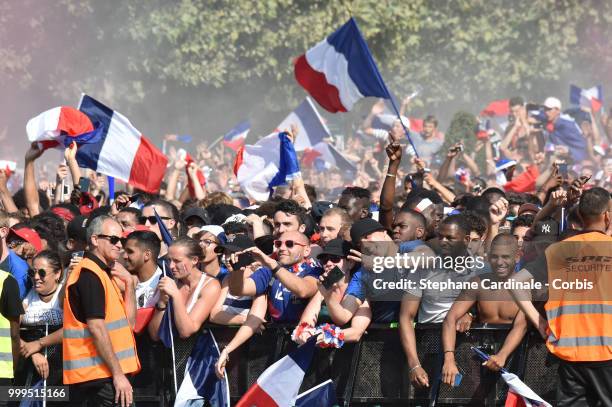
[294,17,391,113]
[77,95,168,193]
[236,339,316,407]
[234,132,301,202]
[570,84,603,112]
[302,141,356,174]
[26,106,98,150]
[276,98,330,152]
[223,120,250,151]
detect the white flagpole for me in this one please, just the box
[162,261,179,396]
[43,323,48,407]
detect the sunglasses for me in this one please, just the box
[97,234,123,245]
[319,255,342,264]
[273,240,307,249]
[28,268,50,279]
[199,239,217,247]
[139,216,171,225]
[7,239,26,249]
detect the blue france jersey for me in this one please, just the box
[249,259,322,323]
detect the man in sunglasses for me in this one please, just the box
[63,215,139,406]
[141,199,178,257]
[228,230,321,323]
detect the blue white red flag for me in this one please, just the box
[234,132,301,202]
[570,85,603,112]
[175,330,230,407]
[294,379,336,407]
[276,98,330,151]
[223,120,250,151]
[26,106,97,149]
[236,339,316,407]
[471,347,551,407]
[294,18,392,113]
[75,95,167,193]
[302,142,356,174]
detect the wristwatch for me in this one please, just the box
[271,264,283,275]
[155,302,167,311]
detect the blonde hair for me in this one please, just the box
[200,191,233,208]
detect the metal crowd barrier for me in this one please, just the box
[17,323,559,406]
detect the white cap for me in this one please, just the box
[543,97,562,110]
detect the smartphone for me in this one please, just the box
[71,251,84,260]
[322,266,345,289]
[231,252,254,269]
[453,372,463,387]
[558,163,568,179]
[78,177,91,192]
[63,184,70,196]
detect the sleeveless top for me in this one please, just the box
[22,284,63,326]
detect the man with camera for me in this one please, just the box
[228,230,322,323]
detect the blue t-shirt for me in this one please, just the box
[345,268,399,323]
[0,251,30,299]
[249,259,322,323]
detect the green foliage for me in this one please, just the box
[444,111,478,153]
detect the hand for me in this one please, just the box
[447,142,463,158]
[20,340,42,358]
[64,142,78,162]
[534,152,545,166]
[111,194,131,215]
[489,197,509,225]
[409,365,429,388]
[56,163,69,182]
[286,124,299,143]
[215,348,230,379]
[548,189,567,208]
[385,143,403,162]
[456,313,473,333]
[113,373,133,407]
[241,246,274,269]
[370,99,385,115]
[483,353,506,372]
[31,353,49,379]
[111,262,135,286]
[422,172,436,186]
[158,276,180,299]
[245,213,265,226]
[174,158,187,171]
[347,249,363,263]
[25,142,44,163]
[0,170,8,190]
[67,255,83,277]
[187,162,199,179]
[441,359,459,386]
[413,157,426,172]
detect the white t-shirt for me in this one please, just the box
[22,284,63,326]
[136,268,162,309]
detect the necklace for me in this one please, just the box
[38,287,58,298]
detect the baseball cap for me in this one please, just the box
[543,97,562,110]
[317,238,352,260]
[311,201,337,223]
[181,207,209,225]
[79,192,99,216]
[533,219,559,238]
[200,225,227,244]
[67,215,89,243]
[518,203,540,217]
[214,234,255,254]
[9,227,43,253]
[350,218,385,245]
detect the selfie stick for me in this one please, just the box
[163,262,179,396]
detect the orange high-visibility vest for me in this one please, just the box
[544,231,612,362]
[63,257,140,384]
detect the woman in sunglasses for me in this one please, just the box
[18,250,64,381]
[293,238,372,345]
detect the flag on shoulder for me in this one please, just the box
[236,339,316,407]
[294,17,391,113]
[295,379,336,407]
[175,330,230,407]
[570,84,603,112]
[234,132,301,202]
[276,98,330,151]
[223,120,250,151]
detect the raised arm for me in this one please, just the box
[379,143,402,230]
[24,143,44,217]
[0,170,18,213]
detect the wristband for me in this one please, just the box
[385,173,396,178]
[155,303,167,311]
[409,364,422,373]
[271,264,283,275]
[444,350,455,354]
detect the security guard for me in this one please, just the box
[63,215,140,406]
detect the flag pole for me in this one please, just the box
[163,261,179,396]
[43,323,48,407]
[208,134,224,149]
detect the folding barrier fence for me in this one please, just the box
[17,323,559,406]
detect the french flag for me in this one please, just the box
[223,120,250,151]
[76,95,168,193]
[26,106,97,150]
[471,347,551,407]
[234,132,301,202]
[570,84,603,112]
[295,379,336,407]
[236,339,316,407]
[276,98,330,151]
[302,142,356,174]
[480,99,510,117]
[294,17,391,113]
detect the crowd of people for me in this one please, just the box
[0,94,611,406]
